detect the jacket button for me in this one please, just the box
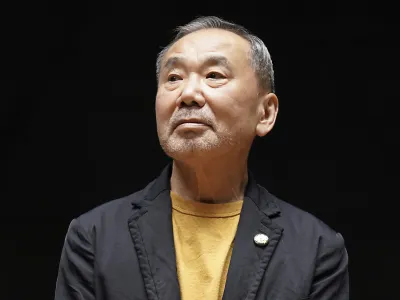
[254,233,269,246]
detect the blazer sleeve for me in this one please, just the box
[309,232,349,300]
[54,218,95,300]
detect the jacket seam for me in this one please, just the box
[133,220,160,300]
[75,217,96,298]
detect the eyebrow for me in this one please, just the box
[162,54,231,73]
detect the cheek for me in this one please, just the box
[155,97,163,118]
[206,89,253,123]
[155,92,174,124]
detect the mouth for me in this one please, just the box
[175,119,210,129]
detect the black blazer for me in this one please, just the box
[55,164,349,300]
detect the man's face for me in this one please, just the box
[155,28,264,161]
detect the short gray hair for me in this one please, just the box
[156,16,275,93]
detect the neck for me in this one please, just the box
[170,156,248,204]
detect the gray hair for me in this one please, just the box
[156,16,275,93]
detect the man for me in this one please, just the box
[55,16,349,300]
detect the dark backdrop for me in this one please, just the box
[3,2,399,299]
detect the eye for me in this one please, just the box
[206,72,225,80]
[167,74,182,82]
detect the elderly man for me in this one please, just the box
[55,16,349,300]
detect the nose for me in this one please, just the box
[176,74,206,108]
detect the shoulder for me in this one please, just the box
[71,182,151,233]
[77,172,162,222]
[261,186,345,246]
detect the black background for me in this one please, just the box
[3,1,399,299]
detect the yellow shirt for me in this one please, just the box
[170,191,243,300]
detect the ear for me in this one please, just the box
[255,93,279,137]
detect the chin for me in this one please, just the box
[167,141,214,154]
[162,136,208,153]
[165,139,237,164]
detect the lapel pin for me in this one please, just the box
[254,233,269,246]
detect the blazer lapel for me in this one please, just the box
[128,165,181,300]
[222,173,284,300]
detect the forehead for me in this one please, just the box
[163,29,251,66]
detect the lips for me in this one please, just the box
[175,118,210,129]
